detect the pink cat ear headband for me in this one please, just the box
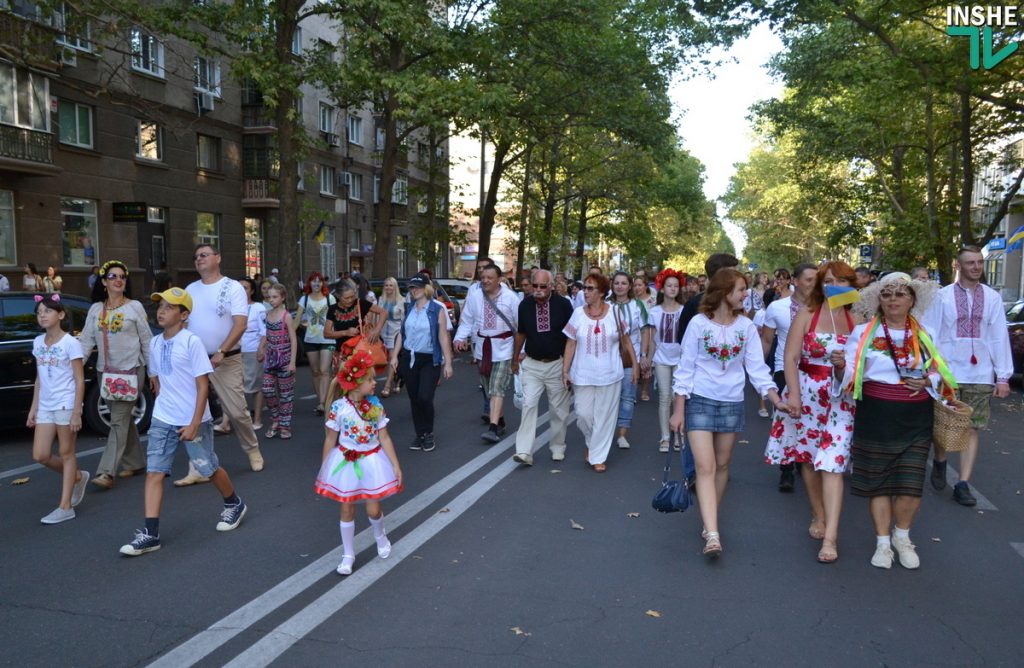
[34,294,61,303]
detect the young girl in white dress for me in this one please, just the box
[316,350,404,575]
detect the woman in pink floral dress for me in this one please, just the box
[764,261,860,563]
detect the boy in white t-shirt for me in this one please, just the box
[119,288,249,556]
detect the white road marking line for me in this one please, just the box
[0,436,151,480]
[299,393,318,400]
[1011,543,1024,560]
[146,414,552,668]
[943,464,998,511]
[223,420,572,668]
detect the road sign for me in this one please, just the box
[859,244,873,258]
[748,263,759,270]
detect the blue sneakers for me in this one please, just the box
[216,500,247,531]
[120,529,161,556]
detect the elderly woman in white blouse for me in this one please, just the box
[670,268,791,559]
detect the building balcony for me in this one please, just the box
[242,107,276,133]
[242,178,279,208]
[0,10,61,71]
[0,124,60,175]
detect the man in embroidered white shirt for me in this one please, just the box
[455,264,520,442]
[922,246,1012,506]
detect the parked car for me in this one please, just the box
[367,278,461,327]
[434,278,472,309]
[1006,299,1024,377]
[0,292,154,435]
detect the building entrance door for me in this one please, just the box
[137,206,167,290]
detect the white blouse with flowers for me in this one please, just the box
[672,313,776,402]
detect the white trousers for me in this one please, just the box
[654,363,677,443]
[515,357,573,458]
[574,382,621,465]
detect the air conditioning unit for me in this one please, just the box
[336,171,348,192]
[195,92,215,113]
[325,132,340,147]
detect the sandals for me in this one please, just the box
[809,518,826,540]
[703,531,722,558]
[380,389,391,398]
[91,473,114,489]
[592,463,607,473]
[279,429,292,440]
[265,425,279,439]
[658,440,670,453]
[817,540,839,564]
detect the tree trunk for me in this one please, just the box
[539,140,560,269]
[273,10,301,294]
[958,85,974,246]
[476,136,511,263]
[371,40,404,277]
[923,91,948,282]
[575,195,588,280]
[515,144,532,284]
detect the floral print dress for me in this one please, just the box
[315,397,402,503]
[764,308,855,473]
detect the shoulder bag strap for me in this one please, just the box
[663,432,687,484]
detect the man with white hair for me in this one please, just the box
[510,269,574,465]
[922,246,1012,506]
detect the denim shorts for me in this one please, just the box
[146,419,219,476]
[36,409,74,426]
[685,394,745,433]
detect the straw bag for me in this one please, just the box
[933,394,973,453]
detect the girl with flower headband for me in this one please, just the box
[315,350,403,575]
[650,268,687,454]
[832,272,954,571]
[28,294,90,524]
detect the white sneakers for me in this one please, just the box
[617,436,631,449]
[336,555,355,576]
[658,441,670,453]
[870,544,894,569]
[872,535,921,570]
[70,471,89,507]
[512,453,534,466]
[892,535,920,569]
[550,446,566,462]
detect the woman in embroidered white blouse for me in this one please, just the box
[670,268,792,558]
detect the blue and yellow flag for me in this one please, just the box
[1007,225,1024,252]
[825,285,859,309]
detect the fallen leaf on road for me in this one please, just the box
[646,610,662,618]
[451,559,459,564]
[550,469,562,474]
[11,477,29,485]
[977,511,984,515]
[570,519,584,531]
[627,512,640,518]
[1000,451,1010,455]
[412,555,423,560]
[931,537,941,542]
[438,507,451,513]
[738,440,749,444]
[510,626,531,636]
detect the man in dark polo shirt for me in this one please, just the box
[510,269,574,466]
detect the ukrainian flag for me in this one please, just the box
[825,285,859,309]
[1007,225,1024,252]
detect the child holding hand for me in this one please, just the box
[315,350,403,575]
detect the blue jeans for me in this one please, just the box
[146,419,219,477]
[617,373,637,429]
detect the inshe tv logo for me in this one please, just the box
[946,5,1020,70]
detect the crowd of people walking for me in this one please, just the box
[21,243,1013,575]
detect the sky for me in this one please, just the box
[669,23,785,259]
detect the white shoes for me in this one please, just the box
[658,440,670,453]
[757,408,770,418]
[71,471,89,507]
[512,453,534,466]
[337,555,355,575]
[617,436,630,449]
[376,535,392,559]
[550,446,566,462]
[871,543,894,569]
[892,535,920,569]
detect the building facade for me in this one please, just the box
[0,4,448,296]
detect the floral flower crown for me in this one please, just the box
[336,349,375,391]
[100,260,129,278]
[655,268,686,292]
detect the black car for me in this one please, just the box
[0,292,154,434]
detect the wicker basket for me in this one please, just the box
[933,398,973,452]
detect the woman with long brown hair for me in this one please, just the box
[670,268,790,558]
[299,271,335,415]
[765,261,860,563]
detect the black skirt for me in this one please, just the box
[851,393,932,497]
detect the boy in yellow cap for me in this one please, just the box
[119,288,248,556]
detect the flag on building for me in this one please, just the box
[1006,225,1024,252]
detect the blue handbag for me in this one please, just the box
[651,432,692,513]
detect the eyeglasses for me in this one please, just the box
[532,283,549,289]
[879,290,910,299]
[105,274,126,281]
[194,252,217,260]
[582,285,599,292]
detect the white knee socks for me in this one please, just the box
[369,514,392,558]
[337,520,356,575]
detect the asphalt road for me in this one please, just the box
[1,360,1022,667]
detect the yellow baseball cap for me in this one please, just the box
[151,287,193,312]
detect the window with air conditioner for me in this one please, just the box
[194,56,221,96]
[130,28,164,77]
[57,100,92,148]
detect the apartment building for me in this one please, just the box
[976,138,1024,301]
[0,3,448,296]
